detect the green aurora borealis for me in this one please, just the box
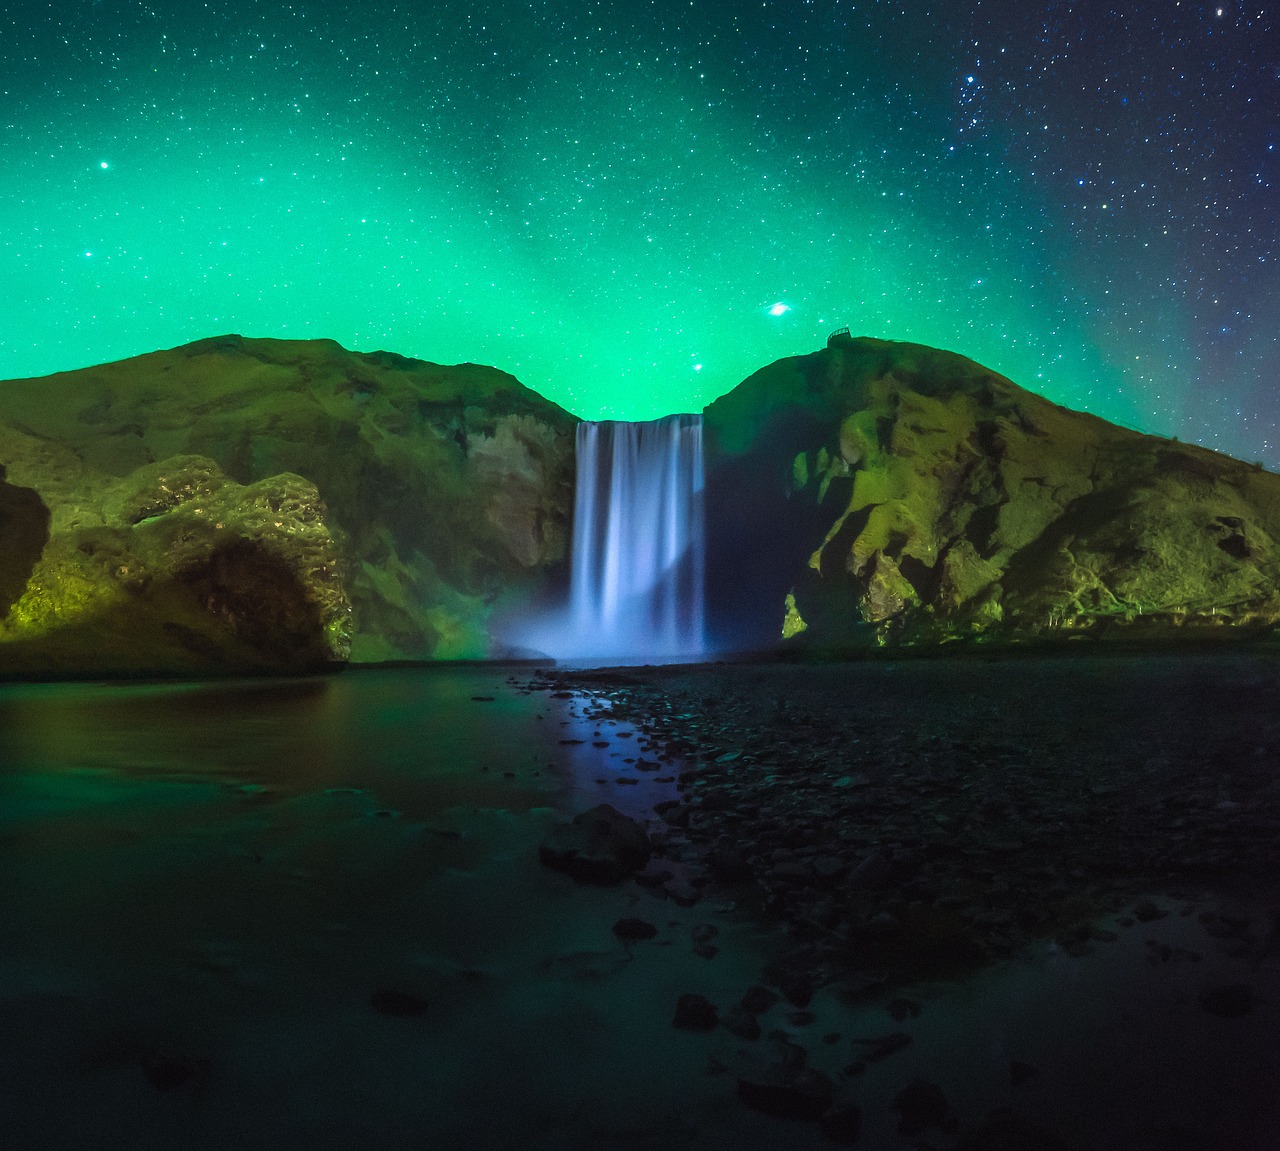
[4,1,1277,462]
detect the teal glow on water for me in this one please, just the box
[0,669,774,1151]
[1,663,1277,1150]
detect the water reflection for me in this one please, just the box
[0,669,564,815]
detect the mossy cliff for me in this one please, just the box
[0,336,576,673]
[704,334,1280,651]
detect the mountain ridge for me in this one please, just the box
[2,331,1277,673]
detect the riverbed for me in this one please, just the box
[0,655,1277,1149]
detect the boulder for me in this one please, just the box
[0,454,349,674]
[735,1063,836,1120]
[538,803,652,884]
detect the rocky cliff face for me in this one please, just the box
[705,334,1280,651]
[0,336,576,672]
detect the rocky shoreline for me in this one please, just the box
[521,650,1280,1143]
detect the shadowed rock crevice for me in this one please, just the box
[0,466,49,619]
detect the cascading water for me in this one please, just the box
[563,414,705,660]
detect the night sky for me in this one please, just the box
[4,1,1277,463]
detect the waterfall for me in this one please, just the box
[565,414,705,660]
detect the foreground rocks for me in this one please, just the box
[539,803,653,884]
[521,653,1280,1147]
[543,652,1280,993]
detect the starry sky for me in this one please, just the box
[3,1,1277,462]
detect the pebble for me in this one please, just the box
[369,989,430,1016]
[673,993,718,1031]
[1198,983,1256,1017]
[893,1079,955,1135]
[611,917,658,941]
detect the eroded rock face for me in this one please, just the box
[705,334,1280,650]
[0,466,49,620]
[0,454,350,674]
[0,336,577,667]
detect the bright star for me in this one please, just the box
[768,302,791,317]
[99,161,109,169]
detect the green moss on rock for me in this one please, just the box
[0,336,577,672]
[705,334,1280,651]
[0,455,350,674]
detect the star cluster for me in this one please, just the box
[3,0,1276,462]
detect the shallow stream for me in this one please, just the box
[0,663,1276,1150]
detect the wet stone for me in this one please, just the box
[954,1109,1070,1151]
[612,917,658,941]
[853,1031,912,1063]
[370,988,431,1017]
[740,986,779,1015]
[1009,1061,1040,1086]
[819,1099,863,1145]
[894,1079,955,1136]
[538,804,652,885]
[1133,899,1168,922]
[664,879,703,907]
[673,993,719,1031]
[1198,983,1256,1017]
[722,1004,762,1040]
[735,1064,836,1121]
[887,997,922,1021]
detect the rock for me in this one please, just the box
[1008,1061,1039,1086]
[863,911,904,938]
[691,922,720,958]
[886,998,921,1021]
[811,855,848,884]
[0,456,352,674]
[1198,983,1256,1017]
[736,1064,836,1120]
[611,917,658,941]
[740,986,780,1015]
[722,1005,762,1040]
[664,879,704,907]
[954,1109,1069,1151]
[847,851,894,892]
[707,847,755,883]
[633,863,676,889]
[538,804,652,884]
[852,1032,912,1062]
[0,335,576,670]
[1133,899,1168,922]
[894,1079,955,1135]
[778,971,815,1009]
[138,1051,211,1094]
[819,1099,863,1145]
[369,988,431,1016]
[673,993,718,1031]
[704,333,1280,653]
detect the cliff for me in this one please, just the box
[4,332,1276,674]
[0,336,576,673]
[705,334,1280,651]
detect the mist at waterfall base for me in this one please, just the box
[514,415,706,665]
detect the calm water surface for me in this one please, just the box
[0,662,1277,1151]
